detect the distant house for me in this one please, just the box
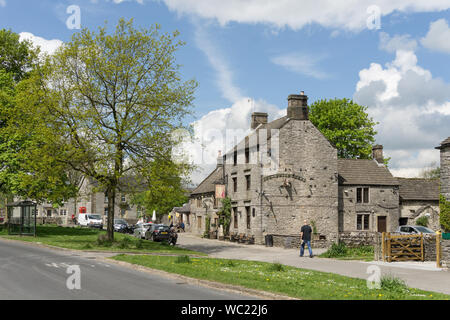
[397,178,440,230]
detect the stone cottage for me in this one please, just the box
[186,92,450,246]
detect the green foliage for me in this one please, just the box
[310,220,318,234]
[309,98,378,159]
[416,216,429,227]
[0,29,37,82]
[322,242,348,257]
[440,195,450,232]
[420,163,440,179]
[175,255,191,264]
[203,215,211,238]
[267,262,285,272]
[380,275,408,292]
[11,19,196,241]
[218,197,232,236]
[135,239,144,249]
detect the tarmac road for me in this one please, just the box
[0,238,258,300]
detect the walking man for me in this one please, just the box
[300,220,313,258]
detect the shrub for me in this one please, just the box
[322,242,348,258]
[440,195,450,232]
[416,216,429,227]
[267,262,285,272]
[118,237,132,249]
[175,255,191,264]
[135,239,144,249]
[380,275,408,292]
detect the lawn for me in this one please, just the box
[111,254,450,300]
[0,224,202,255]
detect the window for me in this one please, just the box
[233,177,237,193]
[357,214,370,230]
[233,207,238,228]
[245,148,250,164]
[246,206,251,229]
[121,194,126,202]
[104,194,108,203]
[104,207,108,215]
[60,209,67,216]
[356,187,369,203]
[245,175,251,190]
[233,150,237,166]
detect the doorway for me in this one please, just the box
[377,216,387,233]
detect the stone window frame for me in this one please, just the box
[356,187,370,204]
[356,213,370,230]
[245,206,251,229]
[233,207,238,229]
[245,174,251,190]
[233,177,238,193]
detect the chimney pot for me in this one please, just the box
[287,91,308,120]
[251,112,268,129]
[372,145,384,164]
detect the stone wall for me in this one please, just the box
[271,234,328,249]
[338,231,380,247]
[423,234,437,261]
[440,143,450,201]
[399,200,440,231]
[441,239,450,268]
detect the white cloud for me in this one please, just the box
[0,0,6,7]
[354,36,449,178]
[421,19,450,54]
[193,23,243,103]
[379,32,418,53]
[19,32,63,56]
[271,52,330,79]
[160,0,450,32]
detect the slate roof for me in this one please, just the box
[397,178,440,201]
[190,166,223,196]
[338,159,399,186]
[436,137,450,149]
[173,202,190,214]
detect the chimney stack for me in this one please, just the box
[217,150,223,167]
[251,112,268,129]
[287,91,308,120]
[372,145,384,164]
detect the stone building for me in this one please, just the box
[436,137,450,201]
[398,178,440,230]
[187,92,450,246]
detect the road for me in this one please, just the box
[177,233,450,295]
[0,238,257,300]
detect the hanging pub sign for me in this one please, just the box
[215,184,226,199]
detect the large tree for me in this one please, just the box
[18,19,196,240]
[309,98,378,159]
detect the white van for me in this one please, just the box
[78,213,103,229]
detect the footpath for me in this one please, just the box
[177,233,450,295]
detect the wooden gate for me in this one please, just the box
[382,233,424,262]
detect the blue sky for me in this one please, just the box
[1,0,450,183]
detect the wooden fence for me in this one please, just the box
[382,233,424,262]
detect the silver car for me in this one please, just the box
[397,225,435,234]
[133,223,153,239]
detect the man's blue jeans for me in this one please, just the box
[300,240,313,256]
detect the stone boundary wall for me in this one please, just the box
[338,231,379,247]
[271,234,328,249]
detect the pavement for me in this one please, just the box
[177,232,450,295]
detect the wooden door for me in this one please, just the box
[377,216,387,233]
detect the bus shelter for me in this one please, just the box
[7,201,37,236]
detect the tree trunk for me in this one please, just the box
[106,187,116,241]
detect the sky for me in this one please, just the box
[1,0,449,184]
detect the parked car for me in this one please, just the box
[145,224,171,242]
[114,219,130,233]
[133,222,153,239]
[397,225,435,234]
[78,213,103,229]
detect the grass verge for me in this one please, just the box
[111,254,450,300]
[0,224,202,255]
